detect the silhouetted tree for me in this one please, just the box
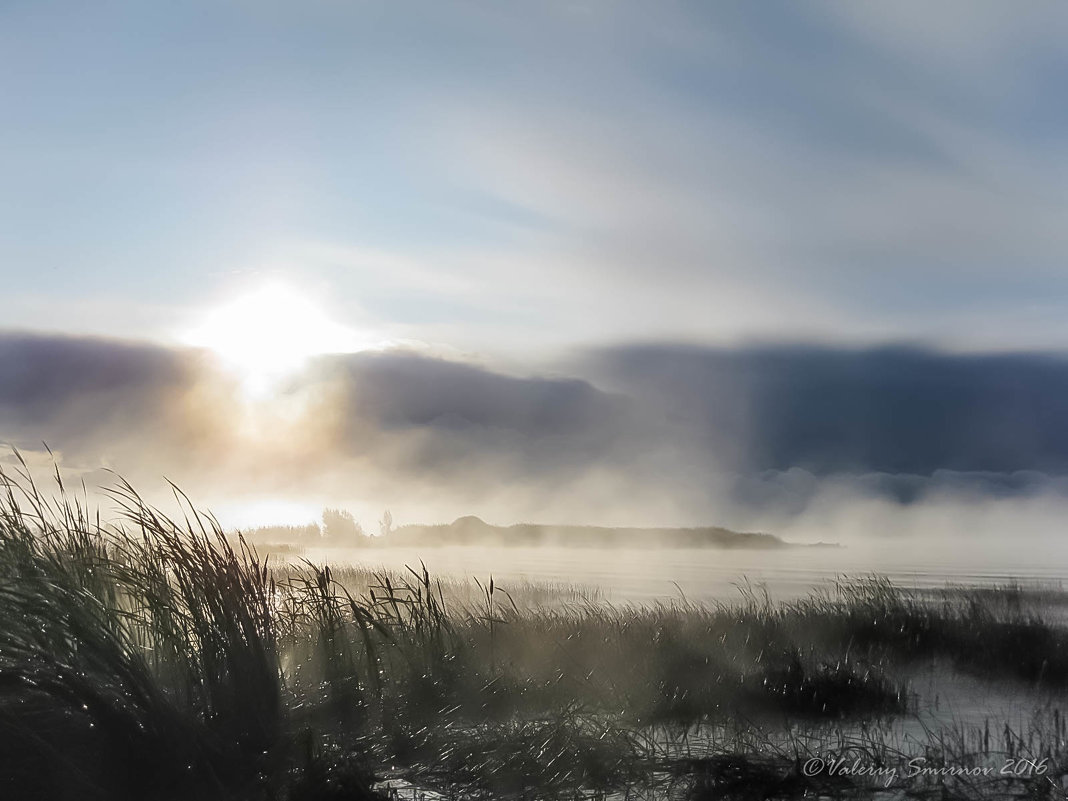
[378,509,393,538]
[322,508,364,543]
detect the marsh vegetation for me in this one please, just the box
[2,462,1068,799]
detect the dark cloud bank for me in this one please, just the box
[582,343,1068,510]
[3,331,1068,526]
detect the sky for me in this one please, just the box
[4,2,1068,537]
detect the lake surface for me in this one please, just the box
[303,537,1068,603]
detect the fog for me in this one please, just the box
[4,330,1068,574]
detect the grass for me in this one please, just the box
[0,460,283,799]
[3,461,1068,799]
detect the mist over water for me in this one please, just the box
[299,470,1068,604]
[305,528,1068,605]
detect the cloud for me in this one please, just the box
[419,2,1068,350]
[289,350,639,491]
[583,343,1068,476]
[0,332,228,462]
[8,3,1068,352]
[0,332,642,519]
[5,331,1068,532]
[323,352,624,439]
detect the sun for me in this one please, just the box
[183,283,363,395]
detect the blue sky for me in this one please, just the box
[5,1,1068,355]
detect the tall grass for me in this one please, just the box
[0,458,286,799]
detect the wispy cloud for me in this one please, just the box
[5,2,1068,351]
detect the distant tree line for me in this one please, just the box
[244,508,394,546]
[243,522,322,542]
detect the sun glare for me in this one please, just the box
[183,283,363,395]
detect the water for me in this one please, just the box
[302,537,1068,604]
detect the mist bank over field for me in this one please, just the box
[4,330,1068,541]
